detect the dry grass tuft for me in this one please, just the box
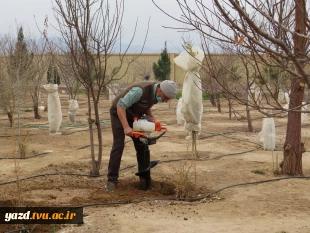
[173,161,195,198]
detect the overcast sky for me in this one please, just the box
[0,0,201,53]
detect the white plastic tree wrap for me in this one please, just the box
[68,99,79,123]
[301,102,308,123]
[247,83,255,105]
[254,87,262,106]
[258,117,276,151]
[176,98,185,125]
[281,90,307,121]
[174,46,204,133]
[176,98,204,140]
[43,84,62,135]
[278,89,286,104]
[185,102,204,140]
[283,91,290,111]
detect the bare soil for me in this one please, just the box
[1,92,310,233]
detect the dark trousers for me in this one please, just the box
[107,106,146,183]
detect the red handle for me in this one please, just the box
[132,131,147,138]
[160,126,168,131]
[152,118,168,132]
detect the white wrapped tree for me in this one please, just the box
[68,99,79,123]
[174,45,204,158]
[258,117,276,151]
[176,98,185,125]
[43,84,62,135]
[174,46,204,131]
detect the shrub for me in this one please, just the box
[251,170,265,175]
[176,91,182,100]
[202,92,210,100]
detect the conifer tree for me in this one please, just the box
[152,41,171,81]
[11,27,33,77]
[4,26,33,127]
[47,65,61,85]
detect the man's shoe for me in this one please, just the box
[105,182,117,192]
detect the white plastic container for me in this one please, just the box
[133,119,155,132]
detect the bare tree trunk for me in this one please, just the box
[87,88,97,176]
[93,90,103,175]
[210,93,216,107]
[30,85,43,120]
[33,105,41,119]
[216,93,221,112]
[282,0,306,175]
[245,88,253,132]
[282,78,304,175]
[7,112,13,127]
[228,97,232,120]
[246,105,253,132]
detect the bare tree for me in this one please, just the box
[0,36,16,127]
[53,0,148,175]
[131,57,152,82]
[0,28,34,160]
[27,37,52,119]
[0,29,32,127]
[153,0,309,175]
[55,52,81,100]
[201,49,255,130]
[202,53,235,113]
[106,56,153,102]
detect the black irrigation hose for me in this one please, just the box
[76,144,99,150]
[64,129,89,135]
[6,228,30,233]
[183,176,310,202]
[0,149,255,186]
[273,123,310,129]
[198,131,235,140]
[75,176,310,208]
[0,151,53,160]
[3,176,310,210]
[0,123,111,138]
[0,134,38,138]
[202,130,263,147]
[0,173,102,185]
[64,125,111,136]
[2,154,310,207]
[209,149,256,160]
[0,164,138,186]
[77,140,132,149]
[159,149,257,163]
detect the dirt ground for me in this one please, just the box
[1,91,310,233]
